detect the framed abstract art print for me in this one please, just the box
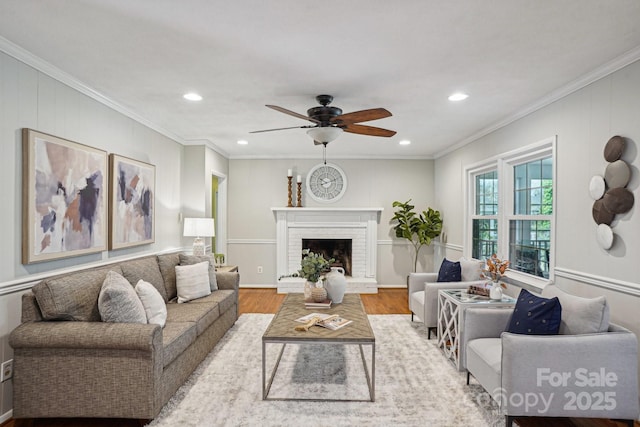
[22,129,108,264]
[108,154,155,250]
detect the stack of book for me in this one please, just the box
[304,299,332,309]
[467,284,490,297]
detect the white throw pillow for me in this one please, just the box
[175,261,212,303]
[459,257,483,281]
[98,271,147,324]
[135,279,167,327]
[179,254,218,291]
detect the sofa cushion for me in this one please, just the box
[541,285,609,334]
[162,321,197,368]
[507,289,561,335]
[459,257,483,281]
[187,290,236,315]
[33,266,123,321]
[98,271,147,324]
[135,280,167,327]
[120,257,168,302]
[166,301,220,335]
[157,253,180,301]
[179,254,218,291]
[437,258,461,282]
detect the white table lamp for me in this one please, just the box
[183,217,215,256]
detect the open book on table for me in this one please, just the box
[295,312,353,330]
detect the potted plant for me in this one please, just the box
[391,199,443,273]
[298,250,335,301]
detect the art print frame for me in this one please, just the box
[22,129,108,264]
[109,154,156,250]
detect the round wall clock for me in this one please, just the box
[306,163,347,203]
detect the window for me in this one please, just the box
[471,170,498,260]
[465,137,555,284]
[508,157,553,278]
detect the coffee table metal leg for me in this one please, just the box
[263,342,287,400]
[359,343,375,402]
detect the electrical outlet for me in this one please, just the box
[1,359,13,382]
[257,266,263,274]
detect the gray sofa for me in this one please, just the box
[9,253,239,420]
[464,285,639,426]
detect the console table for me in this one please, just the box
[437,289,516,371]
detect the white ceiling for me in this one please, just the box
[2,1,640,159]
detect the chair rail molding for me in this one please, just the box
[554,267,640,297]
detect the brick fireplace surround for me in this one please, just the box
[272,207,383,293]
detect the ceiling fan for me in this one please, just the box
[251,95,396,145]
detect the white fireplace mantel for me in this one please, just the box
[271,207,383,293]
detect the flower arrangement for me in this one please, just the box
[298,250,335,283]
[482,254,509,289]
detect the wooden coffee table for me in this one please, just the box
[261,293,375,402]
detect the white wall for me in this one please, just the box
[0,51,186,420]
[435,58,640,376]
[226,158,437,287]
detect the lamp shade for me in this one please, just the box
[183,217,215,237]
[306,126,343,144]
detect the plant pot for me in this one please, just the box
[325,267,347,304]
[489,283,503,300]
[311,286,328,303]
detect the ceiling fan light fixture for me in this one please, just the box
[306,126,343,143]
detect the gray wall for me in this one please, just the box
[435,58,640,373]
[227,158,437,287]
[0,51,189,419]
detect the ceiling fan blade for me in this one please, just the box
[249,125,313,134]
[331,108,392,124]
[266,105,321,124]
[342,123,397,137]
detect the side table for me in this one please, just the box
[216,265,238,273]
[437,289,516,371]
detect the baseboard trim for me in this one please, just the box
[0,409,12,424]
[554,267,640,297]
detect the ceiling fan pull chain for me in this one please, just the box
[323,142,327,164]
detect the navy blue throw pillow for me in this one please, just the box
[507,289,562,335]
[437,258,461,282]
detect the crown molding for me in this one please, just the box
[0,36,233,155]
[434,45,640,159]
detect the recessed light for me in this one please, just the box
[183,92,203,101]
[448,92,468,101]
[237,140,248,145]
[399,140,411,146]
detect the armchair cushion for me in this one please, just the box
[541,285,609,334]
[437,258,461,282]
[459,257,483,281]
[506,289,561,335]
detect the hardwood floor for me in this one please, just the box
[2,288,636,427]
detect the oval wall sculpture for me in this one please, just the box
[592,135,635,250]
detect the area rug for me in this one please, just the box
[147,314,504,427]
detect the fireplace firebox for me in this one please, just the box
[302,238,352,277]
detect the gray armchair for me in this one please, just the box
[464,286,639,427]
[408,257,486,339]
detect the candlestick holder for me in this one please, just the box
[296,182,302,207]
[287,176,293,207]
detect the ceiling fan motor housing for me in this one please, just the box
[307,106,343,126]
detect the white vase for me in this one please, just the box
[489,282,503,300]
[325,267,347,303]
